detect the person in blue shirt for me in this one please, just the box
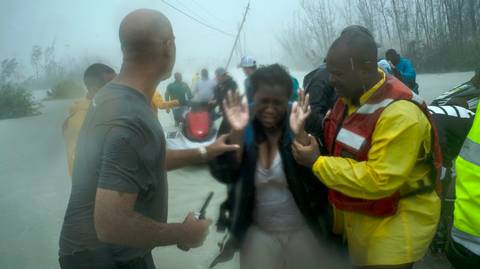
[386,49,419,94]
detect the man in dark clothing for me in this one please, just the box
[58,9,239,269]
[166,72,192,126]
[302,64,337,143]
[214,67,237,113]
[427,105,475,253]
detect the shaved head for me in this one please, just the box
[120,9,173,59]
[118,9,176,82]
[326,27,380,100]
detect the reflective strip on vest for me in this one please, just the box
[356,98,394,114]
[459,138,480,166]
[336,128,366,151]
[451,227,480,256]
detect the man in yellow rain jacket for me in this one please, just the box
[63,64,116,175]
[292,28,440,268]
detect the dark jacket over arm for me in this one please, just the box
[303,66,337,143]
[209,118,329,246]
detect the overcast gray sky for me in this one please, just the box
[0,0,303,75]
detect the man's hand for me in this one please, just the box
[177,212,212,251]
[292,135,321,167]
[223,90,249,132]
[206,134,240,160]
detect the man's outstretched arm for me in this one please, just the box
[94,188,210,250]
[165,134,239,171]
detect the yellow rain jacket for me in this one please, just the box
[63,98,91,176]
[312,72,440,266]
[151,91,178,110]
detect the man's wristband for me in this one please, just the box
[199,146,208,161]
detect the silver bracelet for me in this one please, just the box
[199,146,208,161]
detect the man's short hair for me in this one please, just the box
[386,49,398,57]
[330,29,378,68]
[341,25,374,39]
[83,63,115,93]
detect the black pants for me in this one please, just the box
[446,238,480,269]
[59,249,155,269]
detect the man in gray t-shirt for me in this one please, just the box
[59,10,239,269]
[60,83,169,263]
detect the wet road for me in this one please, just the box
[0,71,473,268]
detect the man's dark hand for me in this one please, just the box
[292,135,321,167]
[206,134,240,160]
[177,212,212,251]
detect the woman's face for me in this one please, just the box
[253,84,289,129]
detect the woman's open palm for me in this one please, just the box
[223,91,249,131]
[289,89,311,135]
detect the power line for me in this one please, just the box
[161,0,234,37]
[175,0,219,29]
[189,0,229,25]
[225,1,251,69]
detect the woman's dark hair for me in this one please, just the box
[250,64,293,99]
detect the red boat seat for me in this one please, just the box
[186,111,209,140]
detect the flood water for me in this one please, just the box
[0,70,474,269]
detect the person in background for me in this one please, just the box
[63,63,116,176]
[238,55,257,104]
[214,67,237,113]
[302,63,337,142]
[151,91,178,112]
[59,9,240,269]
[191,72,200,88]
[446,103,480,268]
[192,68,216,103]
[386,49,419,94]
[165,72,192,126]
[209,64,334,269]
[292,28,441,269]
[427,105,475,253]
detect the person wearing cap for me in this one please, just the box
[214,67,238,113]
[238,55,257,104]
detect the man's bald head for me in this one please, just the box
[119,9,176,80]
[326,27,379,100]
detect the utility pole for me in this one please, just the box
[225,1,250,69]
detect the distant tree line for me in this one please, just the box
[279,0,480,73]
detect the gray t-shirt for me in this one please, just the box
[59,83,167,262]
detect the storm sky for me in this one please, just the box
[0,0,303,75]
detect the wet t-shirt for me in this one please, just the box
[59,83,167,262]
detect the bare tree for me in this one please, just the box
[30,46,42,80]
